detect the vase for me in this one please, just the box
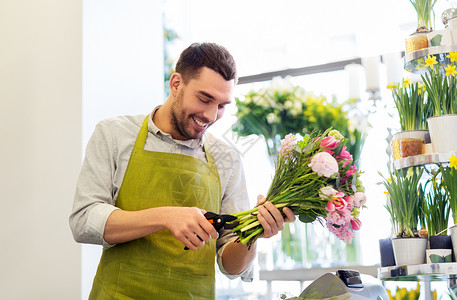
[427,114,457,153]
[379,238,396,267]
[391,130,429,160]
[391,237,427,266]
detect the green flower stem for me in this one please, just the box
[240,227,264,244]
[240,220,260,232]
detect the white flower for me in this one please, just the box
[266,113,278,124]
[284,100,294,110]
[308,152,339,178]
[319,186,338,199]
[270,75,295,94]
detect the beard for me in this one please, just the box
[169,89,208,140]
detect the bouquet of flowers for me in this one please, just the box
[229,129,366,247]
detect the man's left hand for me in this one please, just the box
[256,195,296,239]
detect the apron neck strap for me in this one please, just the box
[134,116,216,166]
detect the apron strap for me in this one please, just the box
[134,116,218,170]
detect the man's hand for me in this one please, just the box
[103,206,219,250]
[256,195,296,239]
[164,207,219,250]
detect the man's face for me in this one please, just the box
[170,67,234,140]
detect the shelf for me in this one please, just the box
[378,263,457,281]
[393,152,456,170]
[403,45,457,74]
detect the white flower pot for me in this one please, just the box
[391,237,427,266]
[427,114,457,153]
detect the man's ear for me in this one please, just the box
[169,73,182,96]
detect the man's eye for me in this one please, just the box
[199,98,210,103]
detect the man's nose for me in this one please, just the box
[203,104,218,123]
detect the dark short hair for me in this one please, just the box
[175,42,237,83]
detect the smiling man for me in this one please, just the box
[70,42,295,299]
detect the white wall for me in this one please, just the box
[81,1,164,299]
[0,0,164,299]
[0,0,82,299]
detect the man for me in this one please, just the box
[70,42,295,299]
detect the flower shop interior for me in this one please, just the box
[4,0,457,299]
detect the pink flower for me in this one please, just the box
[345,165,358,178]
[327,222,354,243]
[319,136,340,150]
[326,208,352,225]
[339,146,352,161]
[336,146,353,167]
[326,201,335,211]
[351,218,362,231]
[351,192,367,208]
[331,192,347,210]
[344,195,354,210]
[279,133,297,156]
[308,152,339,178]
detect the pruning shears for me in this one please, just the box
[184,212,238,250]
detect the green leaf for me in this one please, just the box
[299,213,317,223]
[430,34,443,46]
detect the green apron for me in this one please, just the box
[89,116,221,299]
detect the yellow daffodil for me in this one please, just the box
[425,55,438,69]
[406,167,414,178]
[402,78,411,87]
[447,51,457,63]
[418,82,426,94]
[450,154,457,169]
[445,64,457,77]
[387,289,393,300]
[386,83,396,90]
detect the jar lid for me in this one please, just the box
[442,8,457,25]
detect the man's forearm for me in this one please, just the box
[103,208,168,245]
[221,241,257,275]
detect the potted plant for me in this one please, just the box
[387,79,432,159]
[421,172,452,250]
[380,168,427,266]
[441,156,457,259]
[406,0,438,53]
[422,52,457,153]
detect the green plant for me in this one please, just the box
[409,0,437,31]
[387,79,431,130]
[421,52,457,116]
[232,76,368,165]
[421,172,450,236]
[441,156,457,224]
[380,168,425,238]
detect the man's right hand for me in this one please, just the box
[103,206,219,250]
[164,207,219,250]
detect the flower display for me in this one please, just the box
[232,76,369,166]
[387,78,431,131]
[422,51,457,116]
[386,283,427,300]
[228,129,366,247]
